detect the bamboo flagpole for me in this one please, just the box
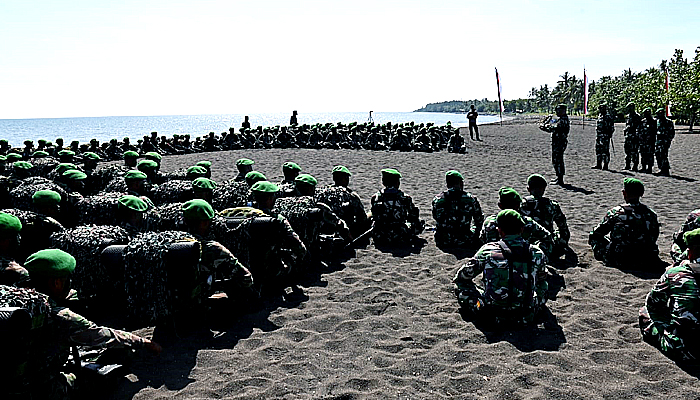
[583,67,588,129]
[495,67,504,126]
[665,67,671,117]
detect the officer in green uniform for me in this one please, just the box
[370,168,424,245]
[279,162,302,197]
[431,170,484,249]
[192,177,217,204]
[117,195,150,236]
[234,158,255,182]
[0,212,30,286]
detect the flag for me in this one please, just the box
[665,68,671,117]
[495,68,504,113]
[583,68,588,115]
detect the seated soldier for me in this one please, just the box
[0,212,30,286]
[670,208,700,263]
[447,131,466,154]
[640,228,700,361]
[125,169,150,197]
[454,210,548,326]
[234,158,254,182]
[117,195,150,236]
[370,168,424,245]
[16,249,161,399]
[431,170,484,249]
[315,165,369,238]
[480,187,553,258]
[192,177,217,204]
[279,162,302,198]
[195,160,213,178]
[186,165,208,181]
[123,151,139,169]
[520,174,570,259]
[245,171,267,188]
[589,178,662,271]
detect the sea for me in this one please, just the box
[0,111,502,147]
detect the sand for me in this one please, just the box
[107,119,700,399]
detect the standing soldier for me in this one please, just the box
[538,104,569,185]
[593,103,615,170]
[466,104,480,141]
[655,108,675,176]
[623,102,642,171]
[639,108,657,173]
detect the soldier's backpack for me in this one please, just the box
[496,240,535,313]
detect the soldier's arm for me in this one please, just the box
[532,247,549,306]
[479,217,495,244]
[552,201,570,243]
[589,210,615,246]
[431,196,443,224]
[318,203,351,240]
[471,197,485,238]
[276,214,308,263]
[453,245,489,289]
[648,210,660,244]
[201,240,253,288]
[527,218,554,257]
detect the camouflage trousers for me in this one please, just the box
[373,221,424,246]
[624,138,639,168]
[456,285,537,326]
[595,134,611,165]
[655,143,671,173]
[552,145,566,177]
[434,229,479,249]
[639,305,697,361]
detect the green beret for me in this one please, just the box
[251,181,279,193]
[643,108,652,113]
[0,139,8,145]
[32,190,61,206]
[245,171,267,184]
[0,155,6,162]
[283,162,302,172]
[182,199,215,221]
[498,187,522,207]
[62,169,87,181]
[137,159,158,171]
[381,168,402,178]
[0,213,22,235]
[236,158,254,166]
[527,174,547,187]
[144,151,162,161]
[626,102,635,108]
[192,177,217,191]
[13,161,33,170]
[295,173,318,186]
[118,195,149,212]
[496,209,525,231]
[82,152,101,160]
[124,170,147,180]
[445,170,463,180]
[24,249,76,278]
[656,108,665,115]
[684,228,700,247]
[6,153,22,162]
[123,151,139,158]
[186,165,208,178]
[54,163,78,175]
[57,150,75,157]
[32,151,49,158]
[623,177,644,195]
[332,165,352,176]
[196,161,212,169]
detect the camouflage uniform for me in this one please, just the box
[212,180,250,210]
[624,110,642,170]
[655,116,675,175]
[431,187,484,248]
[520,195,570,257]
[670,209,700,263]
[370,188,424,245]
[149,180,194,206]
[540,114,570,179]
[595,112,615,168]
[278,179,297,198]
[0,255,30,287]
[639,114,657,172]
[588,201,660,269]
[315,185,370,237]
[447,133,466,154]
[480,214,554,258]
[639,258,700,361]
[453,235,548,325]
[1,208,65,261]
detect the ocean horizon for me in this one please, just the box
[0,111,503,147]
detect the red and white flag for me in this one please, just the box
[665,68,671,117]
[495,68,504,113]
[583,68,588,115]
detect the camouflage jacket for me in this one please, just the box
[480,213,554,257]
[639,117,657,150]
[431,188,484,247]
[624,111,642,140]
[520,195,570,243]
[596,113,615,138]
[656,117,675,146]
[315,185,369,234]
[453,235,548,314]
[278,179,297,198]
[273,195,350,251]
[589,201,659,266]
[370,187,423,243]
[540,115,570,147]
[671,209,700,263]
[643,258,700,360]
[0,255,30,287]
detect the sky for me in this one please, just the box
[1,0,698,119]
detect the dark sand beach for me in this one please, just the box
[109,119,700,399]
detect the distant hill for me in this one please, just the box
[413,100,467,113]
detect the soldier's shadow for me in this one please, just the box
[374,237,428,257]
[560,183,594,195]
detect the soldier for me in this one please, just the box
[623,102,642,171]
[589,178,662,271]
[480,187,554,258]
[186,165,208,181]
[593,103,615,170]
[202,132,221,152]
[447,131,466,154]
[520,174,570,259]
[245,171,267,187]
[431,170,484,249]
[639,108,657,173]
[389,129,412,151]
[61,169,88,196]
[639,228,700,361]
[655,108,675,176]
[370,168,424,245]
[123,150,139,169]
[241,116,251,130]
[364,127,388,150]
[412,129,433,152]
[234,158,255,182]
[192,177,217,204]
[670,208,700,263]
[11,161,35,180]
[0,138,11,155]
[116,195,150,236]
[0,212,30,286]
[466,104,481,141]
[124,170,150,197]
[315,166,370,238]
[196,160,213,178]
[539,104,569,185]
[453,209,548,326]
[279,162,302,198]
[143,151,163,170]
[290,110,298,126]
[274,126,294,148]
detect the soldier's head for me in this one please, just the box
[182,199,215,235]
[282,162,302,180]
[598,103,607,114]
[58,149,75,163]
[62,169,87,193]
[196,161,212,177]
[643,108,652,118]
[684,228,700,260]
[445,170,463,190]
[381,168,401,189]
[0,212,22,256]
[186,165,208,181]
[526,174,547,197]
[332,165,352,187]
[55,138,64,146]
[555,104,567,117]
[125,170,148,194]
[144,152,162,169]
[236,158,254,175]
[295,174,318,196]
[622,177,644,202]
[245,171,267,188]
[496,209,525,237]
[24,249,76,300]
[470,104,475,110]
[497,187,522,212]
[251,181,279,210]
[626,102,636,113]
[655,108,666,119]
[82,152,101,170]
[117,195,149,228]
[13,161,34,179]
[32,190,61,218]
[123,151,139,168]
[137,160,159,181]
[192,177,217,203]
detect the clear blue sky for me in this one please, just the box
[1,0,698,118]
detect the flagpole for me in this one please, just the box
[583,67,588,130]
[495,67,503,126]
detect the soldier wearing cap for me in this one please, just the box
[195,160,212,177]
[539,104,570,185]
[466,104,480,141]
[137,159,161,183]
[234,158,255,182]
[623,102,642,171]
[370,168,424,245]
[20,248,160,399]
[245,171,267,188]
[123,169,149,197]
[520,174,570,258]
[279,162,302,197]
[117,195,150,235]
[0,212,30,286]
[186,165,208,181]
[480,187,554,258]
[0,138,10,155]
[12,160,34,179]
[144,151,162,169]
[22,140,34,160]
[58,149,75,164]
[589,178,661,270]
[431,170,484,249]
[639,108,657,173]
[123,150,139,169]
[192,177,217,203]
[315,166,369,237]
[655,108,675,176]
[640,228,700,361]
[61,169,88,195]
[447,130,466,154]
[453,209,548,326]
[593,103,615,170]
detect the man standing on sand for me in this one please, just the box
[466,105,480,141]
[593,103,615,170]
[655,108,675,177]
[623,102,641,171]
[639,108,657,173]
[290,110,298,126]
[538,104,569,185]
